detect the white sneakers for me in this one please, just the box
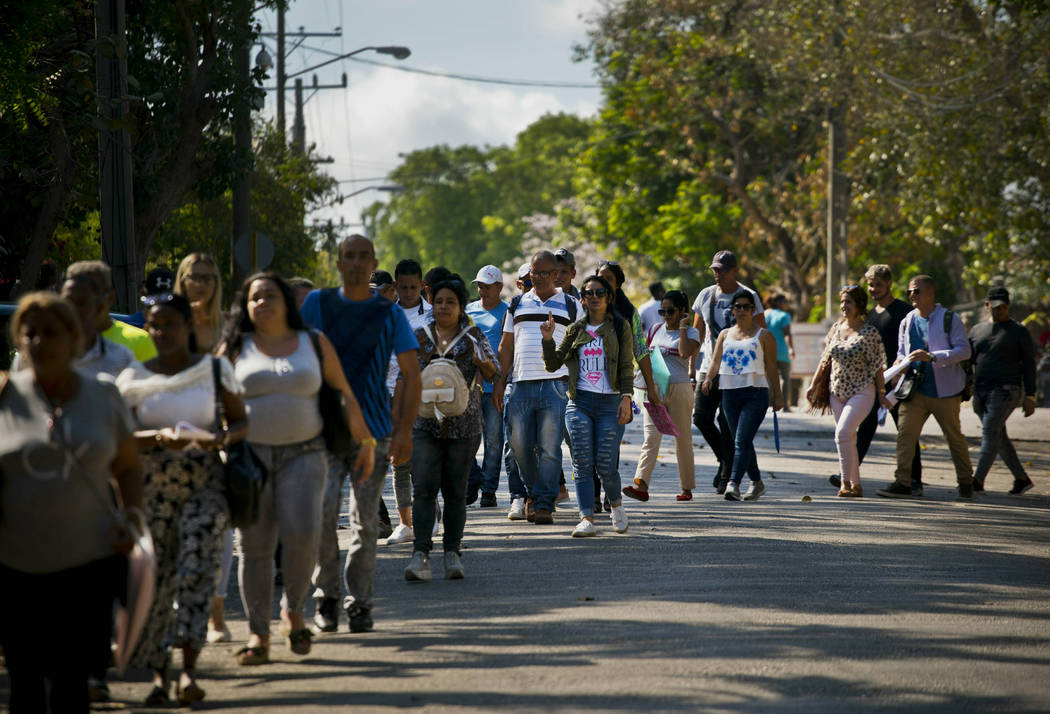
[610,505,628,533]
[443,552,465,579]
[404,551,431,581]
[385,523,414,545]
[571,519,597,537]
[724,482,741,500]
[743,481,766,501]
[507,497,526,521]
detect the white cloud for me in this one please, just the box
[533,0,603,35]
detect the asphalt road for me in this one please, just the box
[11,407,1050,713]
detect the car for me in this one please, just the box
[0,301,131,370]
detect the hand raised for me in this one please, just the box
[539,310,556,340]
[679,315,691,331]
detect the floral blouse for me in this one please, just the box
[823,323,885,401]
[413,321,499,440]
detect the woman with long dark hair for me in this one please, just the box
[541,275,634,537]
[217,272,374,664]
[116,292,247,706]
[403,276,499,581]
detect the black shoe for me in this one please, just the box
[479,492,497,508]
[958,483,973,499]
[466,482,480,506]
[715,470,730,495]
[314,597,339,632]
[875,482,913,498]
[973,480,985,492]
[712,462,724,490]
[829,474,841,489]
[346,604,373,633]
[1009,478,1034,495]
[603,496,611,512]
[911,484,924,497]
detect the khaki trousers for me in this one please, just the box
[894,392,973,487]
[634,381,696,490]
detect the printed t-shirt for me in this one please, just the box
[576,325,614,394]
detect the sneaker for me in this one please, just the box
[876,482,913,498]
[466,482,480,506]
[610,505,628,533]
[313,597,339,633]
[508,497,526,520]
[711,462,724,490]
[743,480,766,501]
[571,519,597,537]
[533,508,554,525]
[346,603,373,633]
[912,484,924,497]
[1009,478,1034,495]
[829,474,842,489]
[444,551,465,579]
[715,471,730,495]
[724,482,741,501]
[385,523,414,545]
[973,480,985,493]
[593,498,604,514]
[525,497,536,522]
[405,551,431,581]
[480,492,497,508]
[556,484,570,503]
[377,518,394,541]
[958,483,973,499]
[622,485,649,502]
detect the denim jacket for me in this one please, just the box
[541,313,635,400]
[896,304,972,398]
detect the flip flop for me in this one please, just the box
[234,645,270,666]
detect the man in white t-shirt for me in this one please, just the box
[690,250,765,493]
[638,281,666,335]
[494,251,583,524]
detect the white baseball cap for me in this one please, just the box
[517,263,531,280]
[472,265,504,285]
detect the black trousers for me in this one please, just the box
[0,554,125,713]
[856,400,923,485]
[693,375,734,470]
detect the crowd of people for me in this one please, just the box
[0,241,1040,712]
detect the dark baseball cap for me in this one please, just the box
[553,247,575,268]
[370,270,394,287]
[710,250,737,270]
[144,266,175,295]
[986,286,1010,307]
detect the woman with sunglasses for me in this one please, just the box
[625,290,701,501]
[807,285,890,497]
[702,290,784,501]
[115,292,248,706]
[1,293,142,713]
[541,275,633,536]
[218,272,374,663]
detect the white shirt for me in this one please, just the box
[692,284,765,372]
[638,298,662,335]
[387,298,432,396]
[576,326,615,394]
[504,288,583,382]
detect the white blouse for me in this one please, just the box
[116,356,243,431]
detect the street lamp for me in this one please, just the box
[285,45,411,79]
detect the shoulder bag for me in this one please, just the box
[212,357,266,529]
[307,330,355,458]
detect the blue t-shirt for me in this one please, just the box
[465,299,509,393]
[908,314,938,397]
[765,308,792,362]
[300,288,417,439]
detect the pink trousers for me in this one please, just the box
[830,384,875,487]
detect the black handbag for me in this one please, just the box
[895,364,924,402]
[307,330,354,458]
[212,357,266,529]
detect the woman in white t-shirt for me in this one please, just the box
[541,275,634,537]
[625,290,701,502]
[702,290,784,502]
[116,292,248,707]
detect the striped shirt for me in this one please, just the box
[503,288,583,382]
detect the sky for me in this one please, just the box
[255,0,605,232]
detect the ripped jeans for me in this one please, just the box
[565,390,625,518]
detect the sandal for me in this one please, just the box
[676,491,693,501]
[235,645,270,666]
[286,628,313,656]
[144,684,170,706]
[176,680,206,706]
[622,485,649,502]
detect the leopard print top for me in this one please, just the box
[823,323,885,401]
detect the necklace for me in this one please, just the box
[38,375,77,436]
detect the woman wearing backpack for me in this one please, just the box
[404,276,499,582]
[540,275,634,537]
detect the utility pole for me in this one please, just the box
[825,5,849,321]
[276,8,285,138]
[231,0,252,288]
[292,78,305,155]
[95,0,137,313]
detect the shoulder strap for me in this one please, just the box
[509,294,523,315]
[942,309,954,348]
[566,296,577,323]
[211,356,227,432]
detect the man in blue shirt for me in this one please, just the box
[300,235,421,633]
[465,265,510,508]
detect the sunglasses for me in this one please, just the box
[141,292,178,307]
[657,308,678,316]
[906,287,922,295]
[531,269,553,279]
[581,288,608,298]
[840,284,859,291]
[731,303,754,311]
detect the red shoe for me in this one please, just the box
[676,491,693,501]
[622,485,649,502]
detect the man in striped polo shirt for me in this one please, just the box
[495,250,583,524]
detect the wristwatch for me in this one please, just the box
[929,353,937,363]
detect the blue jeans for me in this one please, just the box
[503,384,527,499]
[506,379,568,511]
[468,395,504,495]
[973,383,1028,484]
[721,386,768,485]
[565,391,624,517]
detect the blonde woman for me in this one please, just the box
[175,253,224,354]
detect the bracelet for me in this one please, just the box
[359,437,378,448]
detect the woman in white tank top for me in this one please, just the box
[218,273,374,667]
[701,289,784,501]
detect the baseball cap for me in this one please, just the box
[517,263,531,280]
[986,286,1010,307]
[369,270,393,287]
[710,250,737,270]
[472,265,504,285]
[553,247,575,268]
[144,266,175,295]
